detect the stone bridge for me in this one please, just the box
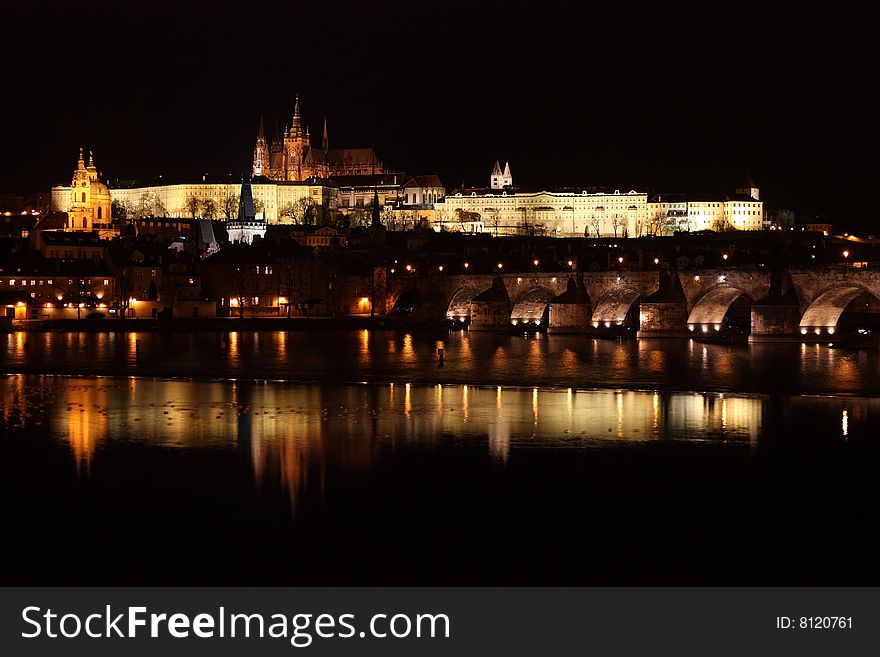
[387,271,660,331]
[386,265,880,339]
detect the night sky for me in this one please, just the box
[1,1,871,227]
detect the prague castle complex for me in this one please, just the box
[46,94,764,237]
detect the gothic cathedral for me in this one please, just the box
[253,96,383,182]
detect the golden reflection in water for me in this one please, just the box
[610,344,630,373]
[567,388,573,429]
[462,385,469,423]
[402,333,415,363]
[532,387,538,426]
[14,331,26,357]
[458,333,473,364]
[652,392,660,435]
[638,341,666,374]
[228,331,239,363]
[64,383,109,474]
[128,332,139,365]
[275,331,288,361]
[616,391,624,438]
[713,348,734,379]
[561,348,578,377]
[2,376,792,512]
[842,410,848,438]
[1,374,27,428]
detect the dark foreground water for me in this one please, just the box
[3,371,880,585]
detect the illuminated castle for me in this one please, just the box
[253,96,383,182]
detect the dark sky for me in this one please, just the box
[1,1,872,226]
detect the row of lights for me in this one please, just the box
[801,327,836,335]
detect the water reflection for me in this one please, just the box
[4,330,880,395]
[3,375,880,513]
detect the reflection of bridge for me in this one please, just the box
[386,268,880,340]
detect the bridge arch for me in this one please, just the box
[799,284,880,333]
[686,284,754,332]
[591,286,641,327]
[510,286,554,326]
[445,286,480,323]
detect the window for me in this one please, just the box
[82,192,86,203]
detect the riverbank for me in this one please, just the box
[2,316,450,334]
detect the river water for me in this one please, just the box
[2,330,879,584]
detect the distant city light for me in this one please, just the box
[463,262,469,269]
[438,265,444,272]
[497,263,503,269]
[533,259,539,266]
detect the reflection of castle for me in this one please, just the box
[253,96,382,181]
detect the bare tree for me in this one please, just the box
[590,213,601,238]
[647,208,665,236]
[184,194,201,219]
[294,197,317,225]
[280,256,311,318]
[253,198,266,220]
[229,265,257,319]
[218,189,239,222]
[325,265,342,318]
[611,213,623,238]
[202,198,217,220]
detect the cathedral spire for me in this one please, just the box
[291,94,302,135]
[322,116,329,152]
[77,147,85,168]
[258,115,265,138]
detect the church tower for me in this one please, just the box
[252,116,269,177]
[490,160,503,189]
[284,95,308,181]
[501,161,513,188]
[736,172,759,200]
[322,116,329,152]
[68,148,112,232]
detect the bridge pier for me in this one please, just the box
[548,302,592,333]
[748,304,802,342]
[636,302,689,338]
[469,280,512,331]
[547,278,593,333]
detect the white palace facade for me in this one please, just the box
[52,177,337,224]
[432,164,764,236]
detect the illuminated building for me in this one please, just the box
[46,149,116,237]
[435,163,649,236]
[253,96,383,182]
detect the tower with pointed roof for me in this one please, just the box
[255,95,382,182]
[490,160,503,189]
[252,116,269,177]
[736,173,759,200]
[501,161,513,188]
